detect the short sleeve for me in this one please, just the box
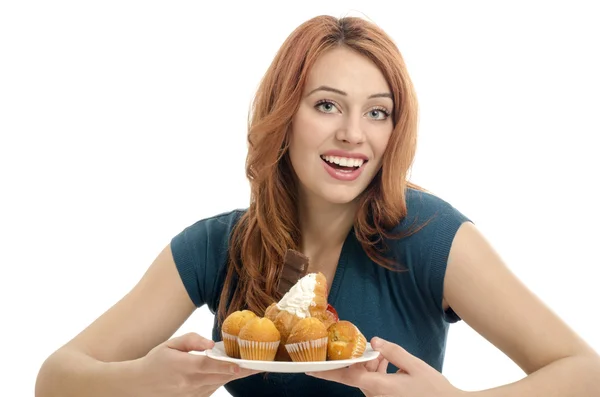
[393,189,472,323]
[427,203,471,322]
[170,210,244,312]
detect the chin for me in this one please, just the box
[318,186,364,205]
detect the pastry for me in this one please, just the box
[264,302,280,322]
[276,272,328,319]
[221,310,257,358]
[238,317,281,361]
[314,303,339,329]
[285,317,328,362]
[272,310,301,361]
[327,320,367,360]
[271,271,328,358]
[308,272,328,317]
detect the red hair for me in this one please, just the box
[218,15,421,323]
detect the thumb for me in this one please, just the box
[370,337,419,373]
[166,332,215,352]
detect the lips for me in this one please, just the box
[320,155,366,182]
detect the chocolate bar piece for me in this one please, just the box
[276,249,309,295]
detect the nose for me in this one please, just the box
[335,114,365,145]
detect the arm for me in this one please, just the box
[35,244,195,397]
[443,222,600,395]
[310,221,600,397]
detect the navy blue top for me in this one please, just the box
[171,188,471,396]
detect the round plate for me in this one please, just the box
[196,341,379,373]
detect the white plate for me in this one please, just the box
[193,341,379,373]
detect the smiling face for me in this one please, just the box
[288,46,395,205]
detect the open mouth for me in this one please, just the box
[320,155,367,171]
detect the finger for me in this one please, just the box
[364,355,384,372]
[196,383,220,397]
[349,362,368,372]
[377,357,389,373]
[363,359,378,372]
[307,366,394,395]
[307,366,363,387]
[191,368,261,386]
[231,368,262,379]
[167,332,214,352]
[192,356,247,375]
[371,337,420,373]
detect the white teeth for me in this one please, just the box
[321,155,365,167]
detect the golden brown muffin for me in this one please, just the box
[327,320,367,360]
[221,310,257,358]
[272,310,301,361]
[308,272,328,318]
[285,317,328,362]
[238,317,281,361]
[264,302,280,321]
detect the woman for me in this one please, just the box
[35,15,599,397]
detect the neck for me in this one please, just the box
[297,190,358,258]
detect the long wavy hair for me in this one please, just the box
[217,15,421,324]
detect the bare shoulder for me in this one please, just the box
[62,243,196,362]
[444,222,597,374]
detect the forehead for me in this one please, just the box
[304,46,391,96]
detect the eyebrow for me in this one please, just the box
[307,85,393,99]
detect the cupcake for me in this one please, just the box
[285,317,328,362]
[238,317,281,361]
[221,310,257,358]
[327,320,367,360]
[273,310,301,361]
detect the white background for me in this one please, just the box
[1,1,599,396]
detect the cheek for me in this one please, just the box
[288,121,310,168]
[372,129,393,159]
[289,110,329,157]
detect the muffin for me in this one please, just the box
[273,310,301,361]
[285,317,328,362]
[238,317,281,361]
[221,310,257,358]
[327,320,367,360]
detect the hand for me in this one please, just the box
[307,337,464,397]
[136,332,258,397]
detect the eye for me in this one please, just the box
[315,100,340,114]
[366,107,390,121]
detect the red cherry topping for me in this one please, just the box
[326,304,339,321]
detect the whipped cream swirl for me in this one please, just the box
[276,273,316,318]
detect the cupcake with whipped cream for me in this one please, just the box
[276,272,327,319]
[271,272,327,360]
